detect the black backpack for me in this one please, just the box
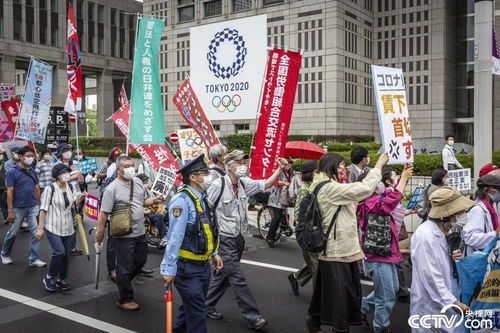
[296,181,342,254]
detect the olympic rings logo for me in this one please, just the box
[212,94,241,113]
[185,137,205,149]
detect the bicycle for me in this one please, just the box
[257,205,294,244]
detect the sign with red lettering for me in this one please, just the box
[250,49,302,180]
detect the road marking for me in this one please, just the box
[0,287,136,333]
[240,259,374,286]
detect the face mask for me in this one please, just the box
[489,189,500,203]
[202,175,213,188]
[375,182,385,195]
[365,157,371,165]
[12,153,18,161]
[443,178,450,186]
[448,140,454,146]
[338,169,347,183]
[199,180,208,192]
[62,151,72,160]
[234,165,247,178]
[43,154,50,162]
[0,155,3,161]
[123,167,135,180]
[455,212,468,227]
[23,157,34,166]
[75,155,83,160]
[60,173,71,183]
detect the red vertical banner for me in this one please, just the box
[109,104,181,172]
[250,49,302,180]
[64,4,82,114]
[173,79,221,150]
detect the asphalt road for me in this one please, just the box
[0,184,412,333]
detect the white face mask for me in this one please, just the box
[443,178,450,186]
[233,165,247,178]
[23,157,34,166]
[123,167,135,180]
[62,151,72,160]
[43,154,51,161]
[202,175,213,189]
[60,173,71,183]
[12,153,18,161]
[455,212,468,227]
[448,140,455,146]
[375,182,385,195]
[0,155,4,161]
[489,189,500,203]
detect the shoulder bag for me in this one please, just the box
[110,180,134,237]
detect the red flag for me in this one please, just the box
[173,80,220,150]
[0,98,20,131]
[118,84,129,107]
[250,49,302,180]
[64,4,82,114]
[109,104,181,173]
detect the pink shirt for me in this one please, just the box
[357,189,404,263]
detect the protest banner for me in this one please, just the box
[3,141,28,160]
[0,109,13,143]
[16,59,53,144]
[129,17,165,145]
[190,15,267,121]
[64,3,82,114]
[0,84,15,102]
[250,49,302,180]
[177,128,207,164]
[173,79,220,150]
[371,65,414,165]
[406,185,425,210]
[151,167,177,197]
[493,23,500,76]
[109,104,180,172]
[448,168,472,191]
[84,194,99,221]
[46,107,69,143]
[1,98,20,131]
[79,158,98,174]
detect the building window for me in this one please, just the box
[128,15,135,59]
[26,0,34,42]
[178,6,195,22]
[0,0,3,38]
[13,0,22,40]
[119,11,125,58]
[111,8,117,57]
[76,0,84,51]
[263,0,284,6]
[178,0,194,4]
[88,2,95,53]
[98,5,104,55]
[204,0,222,17]
[38,0,48,45]
[233,0,251,12]
[50,2,58,47]
[235,124,250,134]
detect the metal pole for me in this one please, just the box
[473,0,493,185]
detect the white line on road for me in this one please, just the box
[0,288,137,333]
[240,259,374,286]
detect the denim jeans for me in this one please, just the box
[361,262,399,332]
[46,229,72,280]
[0,189,8,220]
[1,205,41,263]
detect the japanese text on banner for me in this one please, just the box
[250,49,302,180]
[371,65,414,165]
[129,17,165,144]
[84,194,99,221]
[152,167,177,196]
[177,128,207,164]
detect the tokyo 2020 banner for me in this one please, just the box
[189,15,267,121]
[250,49,302,180]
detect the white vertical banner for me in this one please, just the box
[177,128,207,164]
[190,15,267,121]
[371,65,414,165]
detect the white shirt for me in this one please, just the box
[106,162,117,179]
[40,183,77,237]
[463,200,496,256]
[442,145,462,171]
[410,221,462,333]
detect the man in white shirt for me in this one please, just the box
[442,135,463,171]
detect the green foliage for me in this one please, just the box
[225,134,253,154]
[327,142,382,153]
[287,135,375,144]
[83,149,140,158]
[86,109,97,137]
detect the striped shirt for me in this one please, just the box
[35,160,54,189]
[40,183,76,236]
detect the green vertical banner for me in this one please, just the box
[130,17,165,144]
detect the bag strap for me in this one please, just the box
[313,180,330,196]
[213,177,225,211]
[323,206,342,256]
[212,167,225,176]
[129,179,134,203]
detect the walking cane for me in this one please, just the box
[165,285,173,333]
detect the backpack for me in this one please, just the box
[211,167,226,177]
[417,184,432,220]
[296,181,342,253]
[49,183,77,218]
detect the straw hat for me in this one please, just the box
[428,186,475,219]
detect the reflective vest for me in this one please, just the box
[178,187,219,261]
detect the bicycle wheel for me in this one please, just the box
[257,207,282,242]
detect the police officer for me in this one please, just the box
[161,154,223,333]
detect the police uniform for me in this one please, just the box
[160,155,219,333]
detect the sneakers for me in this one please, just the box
[29,259,47,268]
[1,255,13,265]
[43,277,57,292]
[247,317,268,331]
[207,308,223,320]
[56,279,71,291]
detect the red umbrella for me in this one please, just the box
[284,141,326,160]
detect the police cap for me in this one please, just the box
[177,154,209,176]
